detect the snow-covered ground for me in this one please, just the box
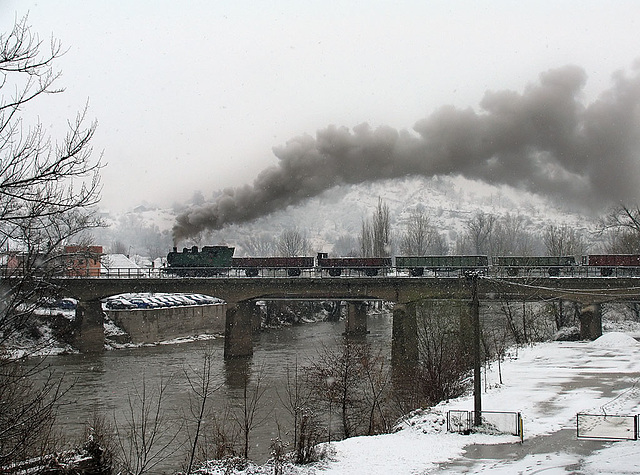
[197,331,640,474]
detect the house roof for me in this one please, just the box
[101,254,140,269]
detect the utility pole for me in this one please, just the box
[468,271,482,426]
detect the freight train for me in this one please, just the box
[165,246,640,277]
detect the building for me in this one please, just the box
[64,245,103,277]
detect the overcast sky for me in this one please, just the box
[2,1,639,213]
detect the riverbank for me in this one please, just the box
[196,330,640,474]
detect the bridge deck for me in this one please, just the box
[51,273,640,305]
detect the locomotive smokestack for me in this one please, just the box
[173,63,640,242]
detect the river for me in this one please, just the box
[40,313,395,472]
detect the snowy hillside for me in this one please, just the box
[94,176,602,257]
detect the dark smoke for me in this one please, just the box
[173,63,640,243]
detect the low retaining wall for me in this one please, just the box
[106,303,226,344]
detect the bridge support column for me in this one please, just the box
[75,300,104,353]
[391,302,418,367]
[345,301,368,336]
[224,301,255,358]
[579,303,602,341]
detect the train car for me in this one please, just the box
[165,245,235,276]
[232,256,315,277]
[582,254,640,276]
[395,255,489,277]
[492,256,576,276]
[317,253,392,277]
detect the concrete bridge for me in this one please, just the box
[53,275,640,359]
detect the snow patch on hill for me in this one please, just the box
[102,175,600,257]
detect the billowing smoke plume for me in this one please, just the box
[173,64,640,243]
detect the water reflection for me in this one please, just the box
[223,356,252,389]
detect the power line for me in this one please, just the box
[482,276,640,299]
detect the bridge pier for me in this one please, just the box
[579,303,602,340]
[391,302,418,367]
[75,300,104,353]
[224,301,256,358]
[345,301,368,336]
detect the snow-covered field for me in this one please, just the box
[197,331,640,474]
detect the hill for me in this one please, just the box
[92,175,601,258]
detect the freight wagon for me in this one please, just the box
[317,253,392,276]
[232,256,315,277]
[581,254,640,276]
[492,256,576,276]
[395,255,489,277]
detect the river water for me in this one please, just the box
[40,314,394,471]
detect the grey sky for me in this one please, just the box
[2,1,639,213]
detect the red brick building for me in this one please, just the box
[64,245,103,277]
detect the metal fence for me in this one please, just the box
[448,410,640,442]
[447,410,472,434]
[447,410,523,441]
[577,413,639,440]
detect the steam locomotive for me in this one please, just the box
[165,246,640,277]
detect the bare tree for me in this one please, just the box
[543,224,588,328]
[208,405,240,461]
[492,214,538,257]
[399,208,447,255]
[0,16,102,466]
[599,204,640,253]
[231,368,270,460]
[544,224,588,257]
[358,345,393,435]
[457,212,542,257]
[414,301,469,405]
[604,228,640,254]
[278,360,322,464]
[360,219,373,257]
[305,343,359,439]
[239,232,276,257]
[277,228,309,257]
[80,412,116,473]
[114,376,183,475]
[499,298,524,345]
[458,211,496,255]
[305,341,395,440]
[601,204,640,235]
[0,16,102,341]
[182,350,222,474]
[484,324,509,385]
[360,198,392,257]
[0,362,67,467]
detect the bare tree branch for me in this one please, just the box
[0,15,103,466]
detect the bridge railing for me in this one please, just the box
[48,265,640,279]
